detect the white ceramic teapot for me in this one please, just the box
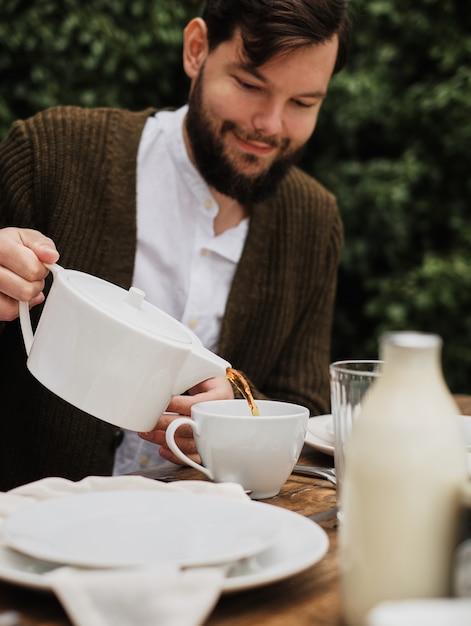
[19,264,230,431]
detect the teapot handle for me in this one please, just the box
[19,263,62,355]
[19,301,34,355]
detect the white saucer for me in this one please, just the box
[0,502,329,593]
[305,414,471,459]
[304,415,334,456]
[2,491,278,569]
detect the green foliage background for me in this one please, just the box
[1,0,470,391]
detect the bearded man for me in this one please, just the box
[0,0,351,489]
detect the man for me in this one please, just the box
[0,0,351,489]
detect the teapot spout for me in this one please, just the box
[173,340,230,395]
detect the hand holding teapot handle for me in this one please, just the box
[0,227,59,322]
[19,263,63,354]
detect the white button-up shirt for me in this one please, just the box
[113,106,249,474]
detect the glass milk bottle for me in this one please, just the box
[340,331,468,626]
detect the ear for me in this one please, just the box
[183,18,209,79]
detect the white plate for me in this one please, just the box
[305,415,334,456]
[2,491,278,569]
[0,501,329,593]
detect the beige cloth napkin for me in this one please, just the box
[0,475,250,626]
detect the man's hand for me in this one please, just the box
[139,376,234,465]
[0,227,59,321]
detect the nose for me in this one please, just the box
[251,102,283,137]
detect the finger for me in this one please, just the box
[0,228,59,311]
[0,228,58,279]
[0,264,48,303]
[167,378,234,416]
[168,394,218,415]
[139,423,194,446]
[0,291,45,322]
[15,228,59,265]
[166,396,194,415]
[187,377,234,398]
[159,445,201,466]
[153,413,193,433]
[139,413,193,437]
[165,436,198,456]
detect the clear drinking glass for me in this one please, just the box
[329,360,382,518]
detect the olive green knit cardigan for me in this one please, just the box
[0,106,342,489]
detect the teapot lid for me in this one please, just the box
[66,270,192,344]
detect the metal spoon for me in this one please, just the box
[292,464,337,485]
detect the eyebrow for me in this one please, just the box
[234,61,327,100]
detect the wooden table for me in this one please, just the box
[1,396,469,626]
[0,446,339,626]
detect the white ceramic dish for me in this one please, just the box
[304,415,334,456]
[0,500,329,593]
[2,491,278,569]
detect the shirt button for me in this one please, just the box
[204,198,213,210]
[139,455,150,468]
[188,318,198,329]
[200,248,207,256]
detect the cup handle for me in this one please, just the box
[165,417,214,480]
[19,263,62,355]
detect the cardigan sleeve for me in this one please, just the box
[0,118,38,229]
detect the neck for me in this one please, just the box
[211,189,248,235]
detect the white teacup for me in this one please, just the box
[165,399,309,499]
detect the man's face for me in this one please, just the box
[184,30,339,205]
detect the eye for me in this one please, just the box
[235,76,261,92]
[292,98,321,109]
[293,100,313,109]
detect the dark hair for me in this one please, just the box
[202,0,351,73]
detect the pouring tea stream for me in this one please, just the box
[226,368,260,416]
[19,263,230,432]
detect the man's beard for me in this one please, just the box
[185,69,305,207]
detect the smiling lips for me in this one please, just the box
[232,131,277,156]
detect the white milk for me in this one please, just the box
[339,332,469,626]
